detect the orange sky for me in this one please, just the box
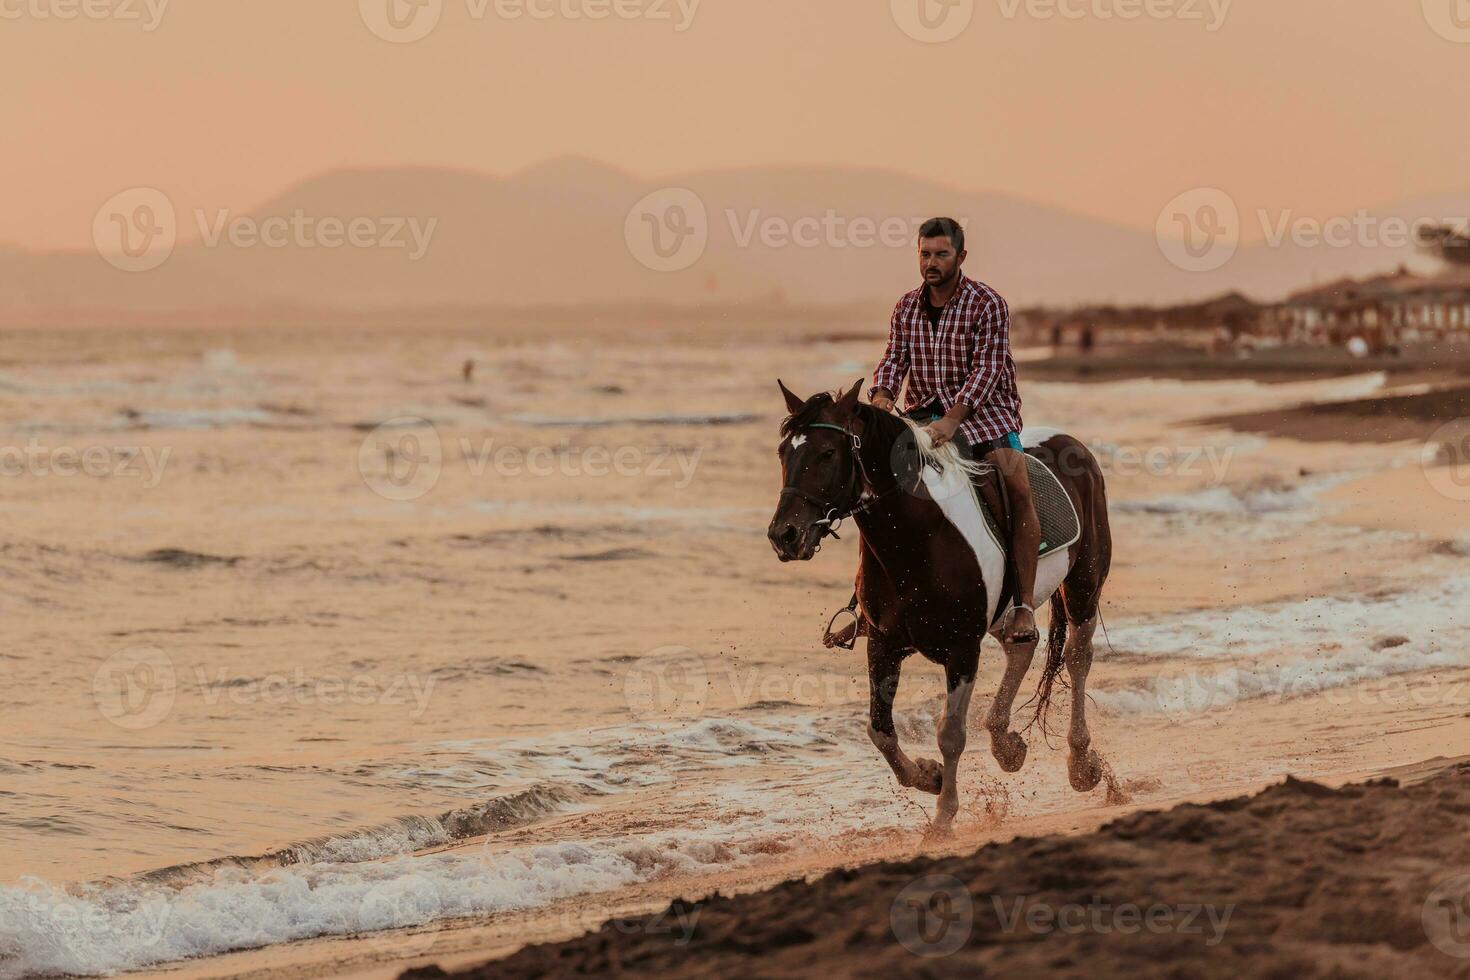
[4,0,1467,251]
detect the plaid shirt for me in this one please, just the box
[869,275,1022,444]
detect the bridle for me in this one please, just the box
[778,421,903,546]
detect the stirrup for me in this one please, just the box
[823,606,861,651]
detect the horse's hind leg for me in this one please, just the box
[986,628,1038,773]
[866,636,941,795]
[1063,613,1104,792]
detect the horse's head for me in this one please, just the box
[767,379,866,562]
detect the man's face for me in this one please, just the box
[918,235,964,289]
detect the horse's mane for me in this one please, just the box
[783,393,992,480]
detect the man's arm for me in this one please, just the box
[869,300,910,412]
[955,294,1011,411]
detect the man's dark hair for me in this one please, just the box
[918,217,964,254]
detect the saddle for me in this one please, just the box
[823,442,1081,648]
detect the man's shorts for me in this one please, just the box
[902,404,1022,460]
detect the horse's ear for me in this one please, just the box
[777,379,805,415]
[835,378,865,419]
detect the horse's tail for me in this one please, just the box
[1027,590,1070,736]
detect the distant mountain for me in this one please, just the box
[3,158,1465,321]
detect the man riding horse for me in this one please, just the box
[828,216,1041,648]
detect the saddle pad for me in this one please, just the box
[980,453,1081,557]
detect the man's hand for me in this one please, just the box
[926,416,961,449]
[870,390,896,414]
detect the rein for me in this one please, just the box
[778,420,905,544]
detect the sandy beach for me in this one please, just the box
[0,320,1464,978]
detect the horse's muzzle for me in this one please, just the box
[767,518,822,562]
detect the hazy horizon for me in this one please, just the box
[6,1,1469,253]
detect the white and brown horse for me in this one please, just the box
[767,380,1113,833]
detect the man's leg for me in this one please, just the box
[990,446,1041,644]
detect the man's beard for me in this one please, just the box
[925,267,959,292]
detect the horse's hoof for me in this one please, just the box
[1069,748,1104,792]
[923,816,956,843]
[911,757,943,795]
[993,732,1028,773]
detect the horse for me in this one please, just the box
[766,379,1113,834]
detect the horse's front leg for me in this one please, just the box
[866,636,941,795]
[933,647,979,834]
[986,624,1039,772]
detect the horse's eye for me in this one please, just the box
[822,449,836,459]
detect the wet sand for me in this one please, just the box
[429,761,1470,979]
